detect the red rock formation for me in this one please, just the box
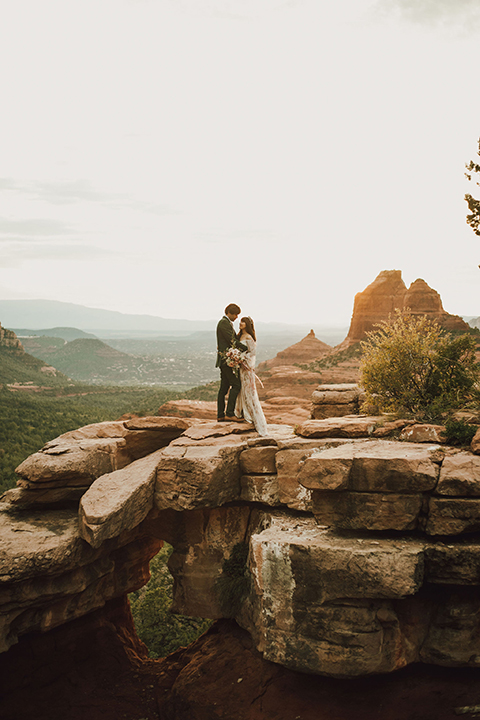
[258,329,331,371]
[339,270,470,348]
[3,610,480,720]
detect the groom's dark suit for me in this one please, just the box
[216,316,247,419]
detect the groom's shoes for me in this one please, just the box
[226,415,244,423]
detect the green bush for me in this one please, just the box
[129,544,212,658]
[360,312,480,420]
[444,418,478,446]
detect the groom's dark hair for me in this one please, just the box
[225,303,241,315]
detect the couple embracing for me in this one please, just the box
[216,303,268,436]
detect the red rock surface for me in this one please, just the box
[157,397,310,426]
[3,604,480,720]
[257,329,332,371]
[339,270,470,349]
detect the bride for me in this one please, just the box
[235,316,268,436]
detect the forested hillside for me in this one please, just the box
[0,346,70,386]
[0,386,181,495]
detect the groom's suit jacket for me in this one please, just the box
[216,316,247,368]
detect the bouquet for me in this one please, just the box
[222,346,247,373]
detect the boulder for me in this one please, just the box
[247,515,424,677]
[420,591,480,667]
[436,452,480,496]
[426,498,480,535]
[15,437,131,487]
[471,428,480,455]
[311,490,423,531]
[79,448,166,548]
[400,424,446,444]
[14,417,192,502]
[425,543,480,584]
[298,440,442,493]
[296,416,380,439]
[154,438,246,511]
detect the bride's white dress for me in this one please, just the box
[235,335,268,436]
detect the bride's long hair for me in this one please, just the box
[238,316,256,342]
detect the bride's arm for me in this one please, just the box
[243,336,256,369]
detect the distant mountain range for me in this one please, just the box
[0,299,348,343]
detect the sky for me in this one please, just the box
[0,0,479,327]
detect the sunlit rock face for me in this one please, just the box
[2,415,480,679]
[257,329,332,371]
[339,270,470,348]
[0,321,24,352]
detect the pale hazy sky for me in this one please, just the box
[0,0,479,325]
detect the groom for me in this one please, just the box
[216,303,248,422]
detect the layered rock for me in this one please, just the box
[257,329,331,371]
[339,270,470,349]
[3,414,480,682]
[311,383,366,419]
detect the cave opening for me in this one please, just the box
[128,542,212,659]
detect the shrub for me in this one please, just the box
[360,311,479,420]
[443,418,478,446]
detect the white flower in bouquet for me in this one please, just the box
[224,346,247,370]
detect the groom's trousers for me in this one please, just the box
[217,364,241,418]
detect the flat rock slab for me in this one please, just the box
[436,452,480,496]
[79,448,166,548]
[399,424,446,443]
[14,417,193,491]
[0,508,87,584]
[425,542,480,584]
[123,416,194,431]
[426,497,480,535]
[312,490,423,531]
[15,438,131,487]
[183,422,256,440]
[311,390,360,405]
[298,440,442,493]
[296,416,381,439]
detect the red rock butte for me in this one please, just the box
[339,270,470,348]
[258,329,331,371]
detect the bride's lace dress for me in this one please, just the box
[235,335,268,436]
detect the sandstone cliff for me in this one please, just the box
[3,414,480,676]
[339,270,470,349]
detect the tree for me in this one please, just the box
[465,137,480,237]
[360,311,479,419]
